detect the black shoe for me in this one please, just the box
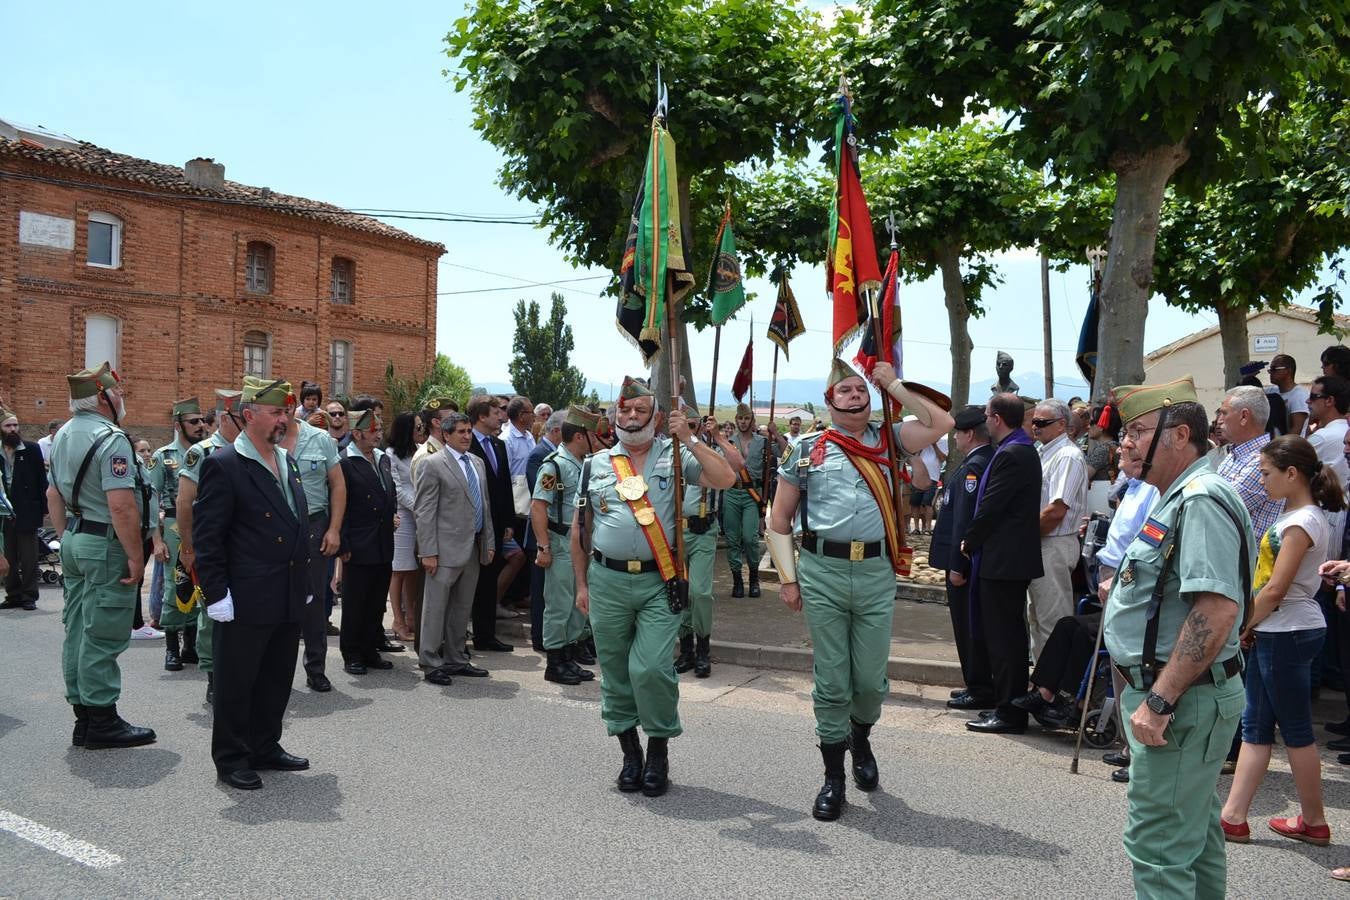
[642,737,669,797]
[21,600,36,610]
[83,705,156,750]
[965,713,1026,735]
[363,656,394,670]
[572,641,596,666]
[1111,767,1130,783]
[564,644,594,681]
[1102,750,1129,768]
[71,704,88,748]
[848,720,879,792]
[473,638,514,652]
[343,661,368,675]
[674,635,696,674]
[947,692,995,711]
[219,768,263,790]
[694,635,711,679]
[1326,719,1350,736]
[585,637,597,659]
[730,571,745,599]
[180,627,199,665]
[1010,689,1053,714]
[205,672,214,706]
[251,750,309,771]
[616,728,644,792]
[813,742,847,821]
[164,631,183,671]
[0,598,22,609]
[445,663,489,678]
[1328,736,1350,752]
[950,688,967,699]
[545,648,582,685]
[424,667,453,686]
[748,574,761,598]
[379,640,405,653]
[306,674,332,692]
[1033,697,1078,730]
[325,622,340,636]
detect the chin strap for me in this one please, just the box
[100,388,121,427]
[1139,403,1169,481]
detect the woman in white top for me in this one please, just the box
[386,412,425,642]
[1221,435,1344,848]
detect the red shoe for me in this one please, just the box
[1268,815,1331,846]
[1220,818,1250,843]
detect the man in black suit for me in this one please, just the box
[1,409,49,610]
[466,394,514,652]
[928,405,995,711]
[525,411,564,651]
[194,377,312,790]
[960,392,1043,734]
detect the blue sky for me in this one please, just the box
[3,1,1311,404]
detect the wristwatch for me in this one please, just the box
[1145,691,1176,716]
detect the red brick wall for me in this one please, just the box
[0,161,441,436]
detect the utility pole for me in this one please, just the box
[1041,246,1053,399]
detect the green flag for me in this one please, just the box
[707,205,746,326]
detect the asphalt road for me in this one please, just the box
[2,583,1347,898]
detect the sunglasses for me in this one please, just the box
[1031,417,1061,428]
[1309,393,1326,401]
[328,411,346,418]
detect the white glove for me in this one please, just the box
[207,590,235,623]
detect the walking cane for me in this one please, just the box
[1070,607,1109,774]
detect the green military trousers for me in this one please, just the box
[542,533,586,651]
[799,550,894,744]
[1121,676,1244,900]
[679,530,716,639]
[60,531,135,707]
[722,488,762,575]
[157,519,190,630]
[588,563,682,738]
[195,600,215,673]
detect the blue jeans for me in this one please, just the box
[148,560,164,621]
[1241,627,1325,747]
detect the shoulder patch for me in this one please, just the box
[1138,517,1169,548]
[110,456,129,478]
[185,448,201,467]
[145,457,158,471]
[540,472,558,492]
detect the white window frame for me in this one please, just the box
[245,241,273,294]
[330,340,352,398]
[87,212,122,268]
[84,314,121,370]
[243,330,272,378]
[331,257,354,304]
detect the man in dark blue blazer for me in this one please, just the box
[194,378,312,790]
[466,395,515,652]
[1,409,49,610]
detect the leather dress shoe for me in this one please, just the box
[251,751,309,771]
[965,713,1026,734]
[424,667,453,686]
[219,769,263,790]
[363,657,394,670]
[1102,750,1129,768]
[378,640,405,653]
[21,600,36,610]
[1010,689,1053,714]
[473,638,514,652]
[947,692,995,711]
[1327,736,1350,752]
[1111,767,1129,783]
[343,661,368,675]
[1338,752,1350,766]
[306,674,333,692]
[445,663,489,678]
[1326,719,1350,736]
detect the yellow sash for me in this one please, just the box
[611,454,679,581]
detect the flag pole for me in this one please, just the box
[665,277,687,581]
[869,288,907,552]
[769,343,779,424]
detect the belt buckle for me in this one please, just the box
[681,518,688,529]
[627,559,642,574]
[849,540,865,562]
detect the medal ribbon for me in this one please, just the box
[611,454,680,581]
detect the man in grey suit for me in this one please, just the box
[414,414,495,685]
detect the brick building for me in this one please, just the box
[0,119,443,442]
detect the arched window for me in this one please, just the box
[243,330,272,378]
[331,257,355,304]
[87,212,123,268]
[245,241,274,294]
[84,314,121,370]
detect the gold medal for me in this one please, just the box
[617,475,648,501]
[634,507,656,526]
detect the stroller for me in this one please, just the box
[36,526,63,587]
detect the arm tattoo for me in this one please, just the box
[1176,608,1214,664]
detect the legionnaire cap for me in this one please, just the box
[172,397,201,417]
[564,404,600,432]
[735,403,753,418]
[214,389,243,414]
[351,408,380,432]
[241,376,292,406]
[617,376,654,407]
[424,396,456,411]
[953,405,985,431]
[0,407,16,426]
[67,361,119,400]
[1115,376,1199,424]
[826,358,859,391]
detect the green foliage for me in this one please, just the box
[383,355,474,418]
[508,293,589,408]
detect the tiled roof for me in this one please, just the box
[0,138,444,253]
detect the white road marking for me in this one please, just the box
[0,809,123,869]
[531,695,600,711]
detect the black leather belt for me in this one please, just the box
[309,511,328,523]
[801,534,884,561]
[548,521,570,536]
[71,520,109,537]
[1116,655,1242,691]
[682,515,712,530]
[591,550,658,574]
[161,511,176,520]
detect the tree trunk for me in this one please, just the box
[1215,301,1249,391]
[937,242,973,411]
[1093,142,1191,402]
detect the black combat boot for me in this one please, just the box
[616,727,644,792]
[564,643,594,681]
[731,570,745,598]
[848,719,879,791]
[694,635,712,679]
[205,672,214,706]
[164,630,183,671]
[573,639,596,666]
[748,571,761,597]
[674,634,695,674]
[71,704,89,748]
[544,648,581,685]
[813,742,847,821]
[180,626,200,665]
[84,705,156,750]
[642,736,669,797]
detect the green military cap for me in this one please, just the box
[618,375,654,405]
[1115,376,1198,424]
[826,358,858,390]
[241,376,292,406]
[351,408,380,432]
[214,389,242,414]
[424,396,458,412]
[67,361,119,400]
[172,397,201,417]
[0,406,15,425]
[735,402,753,418]
[564,404,600,432]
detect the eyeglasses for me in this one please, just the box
[1122,423,1167,443]
[1030,418,1061,428]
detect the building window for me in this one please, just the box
[87,212,122,268]
[330,340,352,398]
[331,257,355,304]
[243,330,271,378]
[245,241,273,294]
[85,314,121,370]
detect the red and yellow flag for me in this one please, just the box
[825,81,882,356]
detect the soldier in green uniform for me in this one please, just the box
[532,405,601,686]
[570,377,736,796]
[674,413,744,678]
[149,397,208,671]
[1103,376,1252,899]
[723,403,777,598]
[767,359,951,820]
[175,389,244,705]
[46,362,157,749]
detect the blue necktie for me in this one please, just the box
[480,435,498,476]
[461,454,484,533]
